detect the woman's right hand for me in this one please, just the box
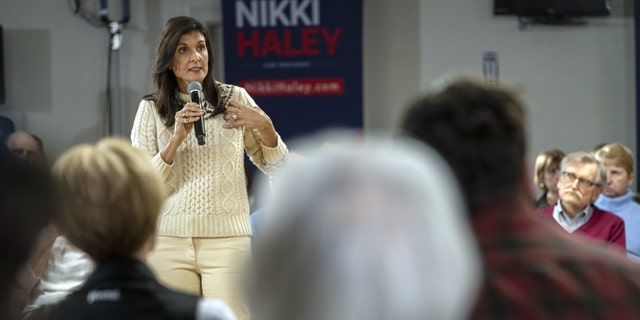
[173,102,206,143]
[161,102,206,164]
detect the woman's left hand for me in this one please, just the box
[223,101,272,130]
[223,101,278,147]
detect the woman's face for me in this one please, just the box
[169,31,209,93]
[544,163,561,193]
[602,162,634,198]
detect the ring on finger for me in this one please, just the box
[232,113,238,120]
[183,118,187,124]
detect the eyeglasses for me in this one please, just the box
[561,171,598,188]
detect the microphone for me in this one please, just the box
[187,81,206,145]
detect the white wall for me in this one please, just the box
[417,0,636,174]
[0,0,160,160]
[0,0,636,180]
[363,0,421,131]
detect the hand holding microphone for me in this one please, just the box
[187,81,206,145]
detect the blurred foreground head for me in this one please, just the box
[51,138,165,262]
[249,131,480,320]
[0,144,54,318]
[400,75,527,213]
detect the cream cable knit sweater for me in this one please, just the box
[131,83,288,238]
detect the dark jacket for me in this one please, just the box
[32,257,199,320]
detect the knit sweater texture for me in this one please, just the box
[596,189,640,262]
[131,83,288,238]
[540,204,626,249]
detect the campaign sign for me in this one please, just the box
[222,0,363,141]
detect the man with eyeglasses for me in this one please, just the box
[540,151,626,249]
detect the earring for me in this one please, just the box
[539,183,545,189]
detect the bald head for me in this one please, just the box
[6,131,47,167]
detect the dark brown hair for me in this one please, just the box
[145,16,223,127]
[399,77,527,213]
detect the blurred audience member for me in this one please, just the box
[249,152,305,248]
[540,151,625,248]
[8,131,54,314]
[249,207,263,250]
[399,75,640,319]
[11,224,60,317]
[249,132,481,320]
[22,236,93,317]
[0,143,54,320]
[30,138,235,320]
[595,143,640,262]
[5,131,48,168]
[533,148,565,209]
[0,115,15,139]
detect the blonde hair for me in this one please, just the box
[595,143,635,174]
[533,149,565,191]
[51,138,165,261]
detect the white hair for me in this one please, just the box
[249,130,481,320]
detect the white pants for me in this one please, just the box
[147,236,251,320]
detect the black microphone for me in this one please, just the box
[187,81,206,145]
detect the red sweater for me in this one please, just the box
[540,204,626,249]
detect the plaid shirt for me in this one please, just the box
[469,198,640,320]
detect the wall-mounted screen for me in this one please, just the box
[494,0,611,17]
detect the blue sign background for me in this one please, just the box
[222,0,363,142]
